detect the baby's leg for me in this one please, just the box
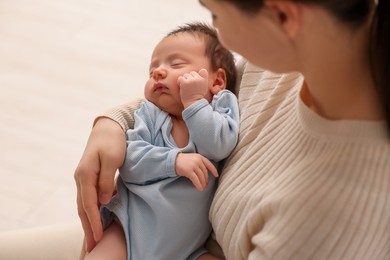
[84,221,127,260]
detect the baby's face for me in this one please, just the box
[144,32,212,117]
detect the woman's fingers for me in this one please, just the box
[98,161,117,205]
[75,159,101,252]
[76,176,96,252]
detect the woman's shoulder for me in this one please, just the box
[242,63,303,89]
[238,63,304,109]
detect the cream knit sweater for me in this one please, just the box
[103,61,390,260]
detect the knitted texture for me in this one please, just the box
[211,63,390,259]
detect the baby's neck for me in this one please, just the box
[171,116,189,148]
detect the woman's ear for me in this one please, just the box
[210,68,227,95]
[264,0,302,38]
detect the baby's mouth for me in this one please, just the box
[153,82,168,92]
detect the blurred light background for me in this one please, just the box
[0,0,210,231]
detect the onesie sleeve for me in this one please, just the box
[119,101,180,185]
[182,90,240,162]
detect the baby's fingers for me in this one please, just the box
[189,172,203,191]
[177,75,185,86]
[202,157,219,177]
[195,167,208,190]
[198,68,208,79]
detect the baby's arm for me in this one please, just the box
[175,153,218,191]
[183,92,240,162]
[178,69,239,161]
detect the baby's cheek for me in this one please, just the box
[144,81,153,98]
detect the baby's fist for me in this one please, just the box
[178,69,209,108]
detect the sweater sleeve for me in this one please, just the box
[119,101,180,185]
[93,98,143,131]
[182,90,240,162]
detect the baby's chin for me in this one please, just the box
[149,99,184,116]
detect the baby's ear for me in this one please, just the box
[210,68,227,94]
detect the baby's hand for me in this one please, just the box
[177,69,209,108]
[175,153,218,191]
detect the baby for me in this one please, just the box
[85,22,239,260]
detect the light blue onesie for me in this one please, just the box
[101,89,239,260]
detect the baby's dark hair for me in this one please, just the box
[166,22,237,94]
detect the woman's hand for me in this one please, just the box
[74,118,126,252]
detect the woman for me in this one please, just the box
[75,0,390,259]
